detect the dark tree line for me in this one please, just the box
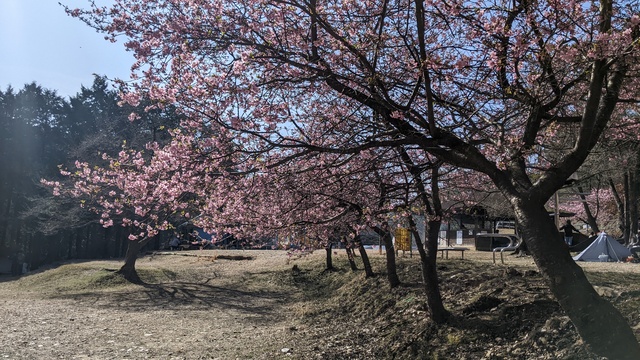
[0,77,180,271]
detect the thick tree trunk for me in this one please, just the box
[513,200,640,359]
[356,239,375,278]
[118,239,142,283]
[410,217,449,324]
[117,237,151,284]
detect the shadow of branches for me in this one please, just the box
[53,276,295,326]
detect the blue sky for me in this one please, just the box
[0,0,134,98]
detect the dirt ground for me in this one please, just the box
[0,250,301,359]
[0,249,639,359]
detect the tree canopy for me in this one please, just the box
[50,0,640,357]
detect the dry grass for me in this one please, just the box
[0,249,638,359]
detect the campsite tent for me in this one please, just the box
[573,232,631,262]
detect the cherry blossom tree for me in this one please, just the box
[49,125,400,276]
[64,0,640,357]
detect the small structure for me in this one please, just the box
[437,247,469,259]
[475,234,519,251]
[394,228,412,251]
[573,232,631,262]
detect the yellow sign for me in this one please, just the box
[395,228,412,251]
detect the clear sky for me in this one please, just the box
[0,0,134,98]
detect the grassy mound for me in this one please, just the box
[280,255,640,359]
[8,262,178,295]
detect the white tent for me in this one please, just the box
[573,232,631,262]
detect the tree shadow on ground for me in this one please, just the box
[52,277,295,325]
[448,298,561,341]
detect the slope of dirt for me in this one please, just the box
[0,249,638,359]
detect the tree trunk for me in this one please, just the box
[630,160,639,242]
[396,149,448,321]
[624,172,631,243]
[377,226,400,288]
[346,243,358,271]
[356,239,375,278]
[66,230,74,259]
[117,237,151,284]
[0,198,8,251]
[409,217,449,324]
[324,242,334,271]
[76,225,84,259]
[102,226,111,259]
[513,200,640,359]
[114,227,124,257]
[609,177,626,237]
[577,186,599,233]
